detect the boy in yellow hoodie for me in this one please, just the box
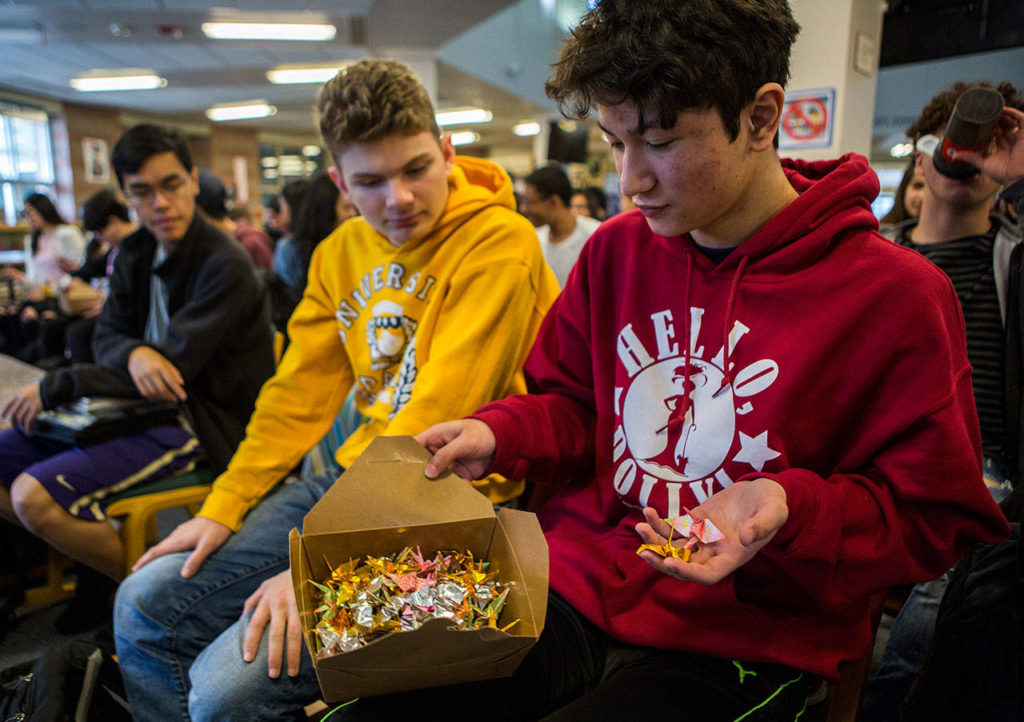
[113,59,559,721]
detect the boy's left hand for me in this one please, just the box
[635,478,788,584]
[241,569,304,679]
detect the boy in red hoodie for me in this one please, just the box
[349,1,1010,719]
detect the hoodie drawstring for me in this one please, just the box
[714,254,748,398]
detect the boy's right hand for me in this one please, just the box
[416,419,496,481]
[132,515,232,578]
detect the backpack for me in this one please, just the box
[902,492,1023,722]
[0,639,131,722]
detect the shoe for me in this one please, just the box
[54,564,117,635]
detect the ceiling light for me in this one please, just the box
[70,72,167,92]
[267,64,350,84]
[206,102,277,121]
[302,145,323,157]
[513,121,541,137]
[436,108,492,126]
[201,22,336,41]
[450,131,480,146]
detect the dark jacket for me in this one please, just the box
[882,178,1024,484]
[39,214,275,473]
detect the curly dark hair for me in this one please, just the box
[907,81,1024,139]
[316,59,440,159]
[545,0,800,139]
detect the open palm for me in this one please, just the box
[635,478,788,584]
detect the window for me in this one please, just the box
[0,100,56,227]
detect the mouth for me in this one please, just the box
[389,214,422,229]
[635,204,667,218]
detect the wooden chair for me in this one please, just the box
[18,466,215,606]
[104,465,216,575]
[820,590,889,722]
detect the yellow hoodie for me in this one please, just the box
[198,157,560,531]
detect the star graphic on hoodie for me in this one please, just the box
[733,431,781,472]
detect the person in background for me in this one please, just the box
[290,172,345,290]
[0,194,88,361]
[9,193,87,290]
[113,58,559,722]
[880,158,926,225]
[271,178,313,288]
[262,196,284,245]
[398,1,1008,719]
[570,189,594,217]
[0,123,274,632]
[584,186,609,220]
[63,189,137,363]
[195,170,274,269]
[862,80,1024,721]
[521,164,601,287]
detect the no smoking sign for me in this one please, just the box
[779,88,835,151]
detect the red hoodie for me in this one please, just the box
[473,153,1009,680]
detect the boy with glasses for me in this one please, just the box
[0,124,274,626]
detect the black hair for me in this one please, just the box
[24,193,67,256]
[110,123,193,188]
[82,189,130,232]
[546,0,800,140]
[293,173,341,288]
[581,186,607,218]
[279,178,314,234]
[525,164,573,208]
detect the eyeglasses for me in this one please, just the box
[124,175,191,205]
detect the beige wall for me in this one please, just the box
[788,0,886,160]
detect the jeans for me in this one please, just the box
[860,459,1012,722]
[113,468,338,722]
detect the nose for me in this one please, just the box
[385,179,415,210]
[617,147,654,200]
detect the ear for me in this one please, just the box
[329,166,347,195]
[188,166,201,194]
[440,134,456,173]
[747,83,786,151]
[913,151,925,174]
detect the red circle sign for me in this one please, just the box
[782,98,828,140]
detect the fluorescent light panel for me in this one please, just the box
[267,65,348,84]
[436,108,492,126]
[450,131,480,146]
[206,103,276,121]
[202,22,336,41]
[71,74,166,91]
[513,121,541,137]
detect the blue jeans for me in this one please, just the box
[860,460,1012,722]
[113,468,338,722]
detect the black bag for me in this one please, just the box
[0,640,131,722]
[32,396,180,445]
[902,493,1023,722]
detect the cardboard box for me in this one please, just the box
[289,435,549,703]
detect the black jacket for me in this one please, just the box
[40,214,275,473]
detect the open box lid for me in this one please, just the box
[301,435,496,535]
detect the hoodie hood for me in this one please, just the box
[431,155,517,232]
[681,153,881,276]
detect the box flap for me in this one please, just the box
[495,508,549,634]
[303,436,494,535]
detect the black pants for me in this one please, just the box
[339,593,820,721]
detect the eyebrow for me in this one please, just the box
[127,173,184,189]
[348,153,433,182]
